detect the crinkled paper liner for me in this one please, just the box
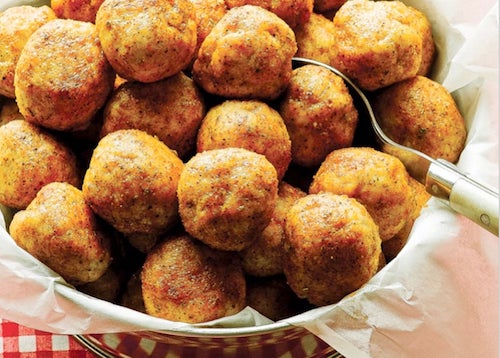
[0,0,498,357]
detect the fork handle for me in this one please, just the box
[426,159,499,236]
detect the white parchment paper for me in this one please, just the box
[0,0,498,357]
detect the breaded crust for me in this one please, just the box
[279,64,358,167]
[14,19,115,131]
[0,5,56,98]
[141,234,246,323]
[10,182,112,285]
[101,72,206,159]
[177,147,279,251]
[95,0,197,82]
[192,5,297,100]
[82,129,184,235]
[0,120,81,209]
[197,100,291,179]
[309,147,414,241]
[283,192,381,306]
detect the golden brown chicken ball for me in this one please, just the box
[197,100,291,180]
[9,182,112,285]
[246,275,307,321]
[0,5,56,98]
[382,176,430,262]
[14,19,115,131]
[177,147,279,251]
[279,64,358,167]
[331,0,434,91]
[239,182,306,277]
[82,129,184,237]
[141,234,246,323]
[294,12,337,66]
[95,0,197,83]
[100,72,206,159]
[309,147,414,241]
[372,75,466,179]
[224,0,313,29]
[192,5,297,100]
[0,120,81,210]
[188,0,228,67]
[283,192,381,306]
[51,0,105,23]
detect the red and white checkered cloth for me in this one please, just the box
[0,319,94,357]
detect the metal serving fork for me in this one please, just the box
[292,57,499,235]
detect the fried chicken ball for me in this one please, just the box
[177,147,279,251]
[224,0,313,29]
[14,19,115,131]
[82,129,184,237]
[309,147,414,241]
[0,120,81,209]
[51,0,105,23]
[294,12,337,66]
[192,5,297,100]
[382,176,430,262]
[246,275,307,321]
[9,182,112,285]
[239,182,306,277]
[331,0,435,91]
[188,0,228,66]
[95,0,197,83]
[372,75,467,178]
[279,64,358,167]
[0,5,56,98]
[141,234,246,323]
[283,192,381,306]
[100,72,206,159]
[197,100,291,180]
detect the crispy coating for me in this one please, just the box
[51,0,105,23]
[246,275,306,321]
[239,182,306,277]
[197,100,291,180]
[309,147,413,241]
[294,12,337,66]
[373,76,467,166]
[82,129,184,236]
[314,0,346,12]
[141,234,246,323]
[283,192,381,306]
[9,182,112,285]
[0,120,81,209]
[382,176,430,262]
[224,0,313,29]
[14,19,115,131]
[279,64,358,167]
[95,0,197,83]
[0,5,56,98]
[192,5,297,100]
[331,0,434,91]
[188,0,228,66]
[177,148,279,251]
[101,72,206,159]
